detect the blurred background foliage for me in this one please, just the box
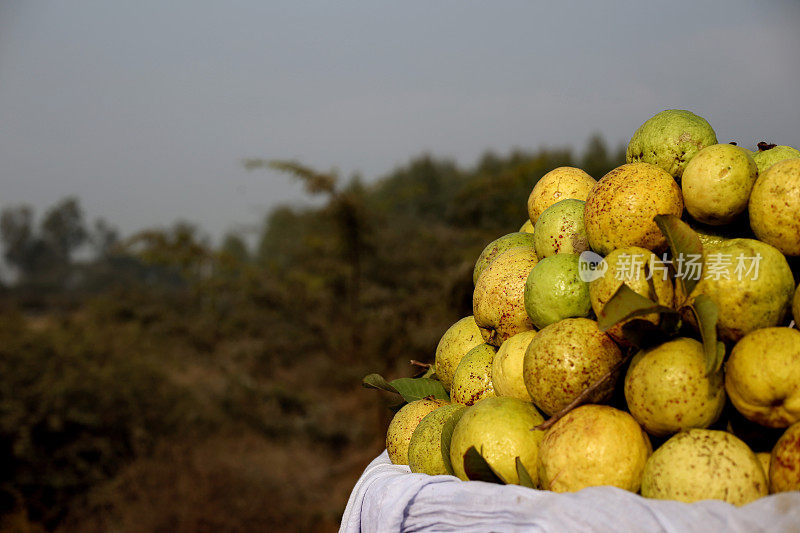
[0,137,622,531]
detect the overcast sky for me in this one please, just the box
[1,1,798,242]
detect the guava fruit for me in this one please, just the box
[589,246,674,344]
[584,163,684,255]
[527,167,596,224]
[626,109,717,179]
[473,246,538,346]
[386,398,449,465]
[681,144,758,225]
[756,452,771,481]
[492,330,536,401]
[749,158,800,255]
[641,429,767,505]
[473,232,537,285]
[689,222,730,249]
[523,254,590,329]
[624,338,725,437]
[519,219,534,233]
[752,144,800,174]
[680,239,794,343]
[794,284,800,324]
[533,199,589,258]
[408,404,466,475]
[538,404,651,493]
[725,327,800,428]
[434,316,484,392]
[451,343,497,406]
[769,421,800,493]
[449,396,545,485]
[523,318,622,416]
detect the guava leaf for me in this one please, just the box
[686,294,723,375]
[440,407,466,476]
[390,377,449,403]
[463,446,506,484]
[597,284,676,332]
[515,457,536,489]
[654,214,704,297]
[362,373,399,395]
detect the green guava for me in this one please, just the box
[449,396,545,485]
[527,167,596,224]
[523,318,622,416]
[473,232,538,285]
[533,199,589,258]
[749,158,800,256]
[641,429,767,505]
[524,254,590,329]
[473,246,538,346]
[752,144,800,174]
[451,343,497,406]
[492,330,537,401]
[434,316,484,392]
[626,109,717,179]
[386,398,449,465]
[408,404,466,475]
[681,144,758,225]
[624,338,726,437]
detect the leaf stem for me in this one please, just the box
[534,349,634,431]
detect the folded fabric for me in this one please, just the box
[340,450,800,533]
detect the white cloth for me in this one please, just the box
[340,450,800,533]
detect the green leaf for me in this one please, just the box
[597,284,676,332]
[361,373,399,395]
[515,457,536,489]
[390,377,449,402]
[687,294,723,375]
[463,446,506,484]
[440,407,467,476]
[654,214,704,297]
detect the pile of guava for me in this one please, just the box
[364,109,800,505]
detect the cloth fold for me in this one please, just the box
[340,450,800,533]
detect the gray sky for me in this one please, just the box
[1,1,799,243]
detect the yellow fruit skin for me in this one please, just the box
[756,452,771,483]
[682,144,758,225]
[538,405,651,493]
[589,246,674,344]
[449,397,544,485]
[749,158,800,255]
[527,167,596,224]
[492,330,536,401]
[408,404,466,476]
[473,247,538,346]
[770,421,800,493]
[386,399,449,465]
[681,239,794,343]
[641,429,767,505]
[519,219,535,234]
[523,318,622,416]
[434,316,484,392]
[451,344,497,406]
[794,284,800,325]
[725,327,800,428]
[584,163,684,256]
[624,338,725,437]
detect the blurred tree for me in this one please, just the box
[89,219,119,258]
[0,205,35,276]
[40,197,87,262]
[220,233,250,263]
[245,159,368,360]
